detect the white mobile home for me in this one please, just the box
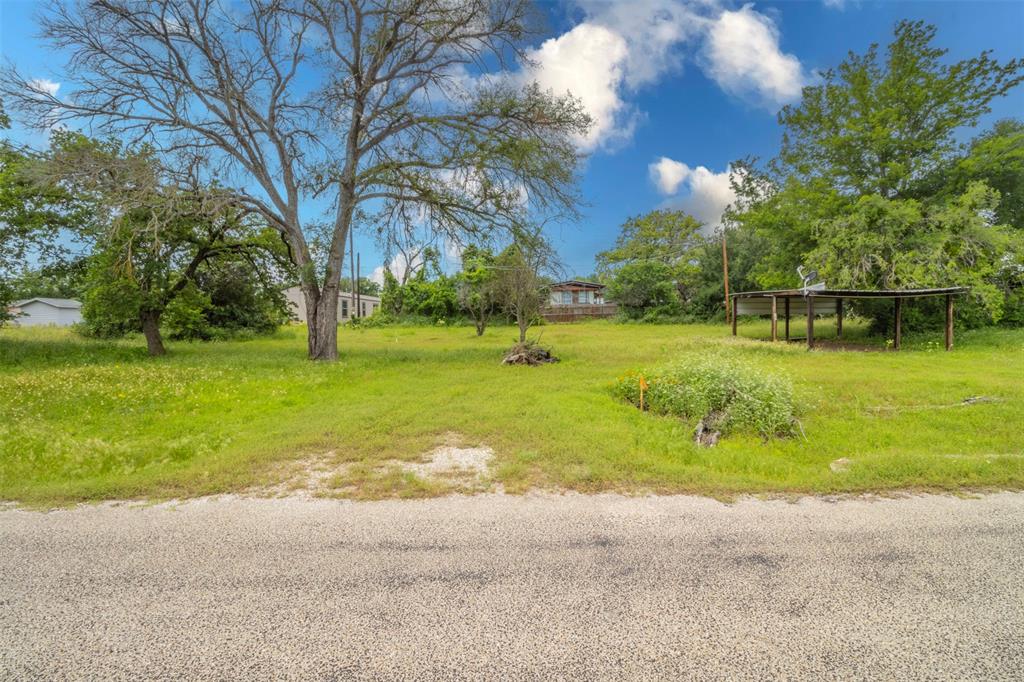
[284,287,381,323]
[8,298,83,327]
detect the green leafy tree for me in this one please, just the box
[48,134,289,354]
[596,209,705,302]
[402,270,458,320]
[373,246,457,321]
[457,245,498,336]
[6,260,88,302]
[777,20,1024,199]
[729,21,1024,326]
[380,268,403,316]
[606,261,680,320]
[81,206,287,353]
[941,119,1024,230]
[808,182,1017,319]
[163,260,290,340]
[688,226,768,319]
[0,131,96,324]
[162,282,212,341]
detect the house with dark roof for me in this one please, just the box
[543,280,617,322]
[547,280,607,306]
[8,298,83,327]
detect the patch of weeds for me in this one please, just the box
[613,352,797,439]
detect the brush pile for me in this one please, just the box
[502,340,559,366]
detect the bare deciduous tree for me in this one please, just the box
[1,0,589,359]
[495,230,559,343]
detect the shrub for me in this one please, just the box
[612,354,796,438]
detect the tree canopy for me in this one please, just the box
[776,20,1024,199]
[42,132,290,354]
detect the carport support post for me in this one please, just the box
[806,296,814,350]
[731,297,737,336]
[945,294,954,351]
[836,298,844,340]
[894,298,902,351]
[770,296,778,342]
[784,297,790,341]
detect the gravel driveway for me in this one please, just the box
[2,492,1023,679]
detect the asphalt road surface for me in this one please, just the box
[2,492,1023,680]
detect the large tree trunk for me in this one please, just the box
[140,310,166,357]
[303,284,339,361]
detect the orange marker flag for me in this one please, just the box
[638,375,649,411]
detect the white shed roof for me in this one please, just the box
[12,297,83,309]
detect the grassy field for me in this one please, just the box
[1,319,1022,505]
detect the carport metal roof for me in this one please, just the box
[730,287,968,300]
[728,287,969,350]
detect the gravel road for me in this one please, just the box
[2,492,1023,680]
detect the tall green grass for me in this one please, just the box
[1,319,1022,504]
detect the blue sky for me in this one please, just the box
[2,0,1023,280]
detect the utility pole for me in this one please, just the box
[356,252,361,319]
[722,230,731,325]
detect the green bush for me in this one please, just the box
[164,283,213,340]
[612,354,797,438]
[78,277,143,338]
[349,312,489,329]
[999,290,1024,327]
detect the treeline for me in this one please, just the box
[0,116,558,351]
[598,22,1024,330]
[370,238,559,343]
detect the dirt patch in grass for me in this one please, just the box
[260,434,495,500]
[401,444,494,479]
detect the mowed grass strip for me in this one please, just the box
[1,320,1022,504]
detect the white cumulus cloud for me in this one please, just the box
[652,157,736,232]
[520,1,808,151]
[522,0,709,151]
[30,78,60,97]
[649,156,691,195]
[701,4,805,107]
[575,0,706,89]
[524,23,632,151]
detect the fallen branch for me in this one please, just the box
[867,395,1001,412]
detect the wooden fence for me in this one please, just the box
[541,303,619,323]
